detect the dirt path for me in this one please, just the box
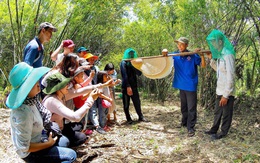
[0,96,259,163]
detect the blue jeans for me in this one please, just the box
[55,135,70,147]
[98,98,109,128]
[88,100,99,127]
[22,146,76,163]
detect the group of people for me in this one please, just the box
[6,21,235,163]
[6,22,148,163]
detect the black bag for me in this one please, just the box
[45,122,62,138]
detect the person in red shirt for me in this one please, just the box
[73,67,95,135]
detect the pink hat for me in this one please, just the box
[63,40,75,48]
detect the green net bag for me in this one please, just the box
[206,29,236,59]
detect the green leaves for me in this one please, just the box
[0,0,259,101]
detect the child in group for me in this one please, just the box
[77,46,90,65]
[84,53,108,134]
[96,71,114,132]
[73,67,95,135]
[6,62,76,163]
[104,63,121,124]
[76,46,94,83]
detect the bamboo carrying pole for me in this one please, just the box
[123,50,211,61]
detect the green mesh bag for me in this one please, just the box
[123,48,138,59]
[206,29,236,59]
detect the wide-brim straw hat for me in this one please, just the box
[6,62,50,109]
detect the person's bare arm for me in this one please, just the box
[65,79,114,100]
[200,54,206,68]
[28,132,57,152]
[194,48,206,68]
[51,41,63,61]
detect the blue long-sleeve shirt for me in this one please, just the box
[23,37,44,68]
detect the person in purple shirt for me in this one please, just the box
[23,22,57,68]
[168,37,205,137]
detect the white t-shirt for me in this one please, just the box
[55,53,65,65]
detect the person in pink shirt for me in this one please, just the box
[42,72,105,147]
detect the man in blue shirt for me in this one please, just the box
[23,22,57,68]
[170,37,205,137]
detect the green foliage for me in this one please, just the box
[0,0,259,107]
[0,86,11,108]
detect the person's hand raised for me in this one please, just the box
[205,52,212,59]
[89,88,100,100]
[90,70,95,78]
[103,79,113,87]
[162,49,168,57]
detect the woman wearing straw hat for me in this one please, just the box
[6,62,76,163]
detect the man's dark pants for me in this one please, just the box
[210,95,234,136]
[180,90,197,131]
[122,87,143,121]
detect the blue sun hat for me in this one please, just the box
[77,46,90,53]
[6,62,50,109]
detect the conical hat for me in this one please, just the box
[131,56,172,79]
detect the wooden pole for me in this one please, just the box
[123,50,211,61]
